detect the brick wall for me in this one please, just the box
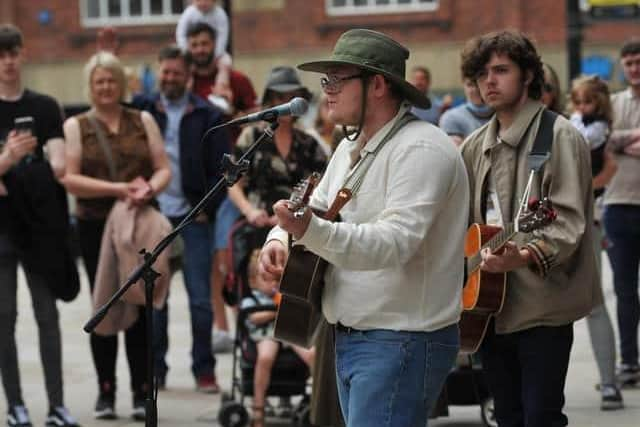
[5,0,637,63]
[232,0,637,53]
[4,0,636,103]
[10,0,175,62]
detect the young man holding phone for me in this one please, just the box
[0,23,80,427]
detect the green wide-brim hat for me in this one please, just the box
[298,29,430,109]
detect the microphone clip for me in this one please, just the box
[219,119,280,187]
[221,154,250,187]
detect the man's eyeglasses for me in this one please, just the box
[320,74,363,93]
[543,82,555,93]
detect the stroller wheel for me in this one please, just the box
[293,405,311,427]
[218,401,249,427]
[480,397,498,427]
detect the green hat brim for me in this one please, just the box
[298,59,431,109]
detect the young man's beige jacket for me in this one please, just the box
[461,99,601,334]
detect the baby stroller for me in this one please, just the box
[430,353,497,427]
[218,220,312,427]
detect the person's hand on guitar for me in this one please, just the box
[258,240,288,290]
[273,199,312,240]
[480,241,531,273]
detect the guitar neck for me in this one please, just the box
[467,223,517,274]
[324,189,352,221]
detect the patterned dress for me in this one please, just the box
[234,125,327,216]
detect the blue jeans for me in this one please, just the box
[604,204,640,366]
[214,196,241,250]
[335,324,458,427]
[154,218,216,379]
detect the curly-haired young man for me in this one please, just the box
[459,30,600,427]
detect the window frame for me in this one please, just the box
[326,0,439,16]
[80,0,182,28]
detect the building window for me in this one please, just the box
[327,0,439,15]
[80,0,184,27]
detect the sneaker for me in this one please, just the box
[7,406,32,427]
[212,330,234,354]
[617,364,640,388]
[131,394,145,422]
[196,373,220,394]
[94,392,116,420]
[600,384,624,411]
[45,407,80,427]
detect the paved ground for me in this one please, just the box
[1,257,639,426]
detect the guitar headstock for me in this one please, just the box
[518,197,557,233]
[288,172,321,218]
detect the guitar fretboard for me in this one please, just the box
[467,223,516,274]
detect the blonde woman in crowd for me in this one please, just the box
[62,51,170,421]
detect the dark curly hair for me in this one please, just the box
[461,30,545,100]
[186,21,217,41]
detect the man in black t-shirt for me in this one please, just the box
[0,23,80,427]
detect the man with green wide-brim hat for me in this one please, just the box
[299,29,431,108]
[298,28,431,142]
[259,28,469,426]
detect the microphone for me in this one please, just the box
[229,97,309,125]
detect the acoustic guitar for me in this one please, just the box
[273,176,352,348]
[459,198,557,354]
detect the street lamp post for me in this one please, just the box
[567,0,583,82]
[223,0,232,55]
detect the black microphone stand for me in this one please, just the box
[84,120,280,427]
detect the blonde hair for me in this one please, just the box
[84,50,127,103]
[569,75,612,126]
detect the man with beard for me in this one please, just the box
[186,22,256,133]
[185,21,257,354]
[131,45,231,392]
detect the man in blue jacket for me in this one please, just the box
[132,45,230,393]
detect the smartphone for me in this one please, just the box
[13,116,36,164]
[14,116,35,135]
